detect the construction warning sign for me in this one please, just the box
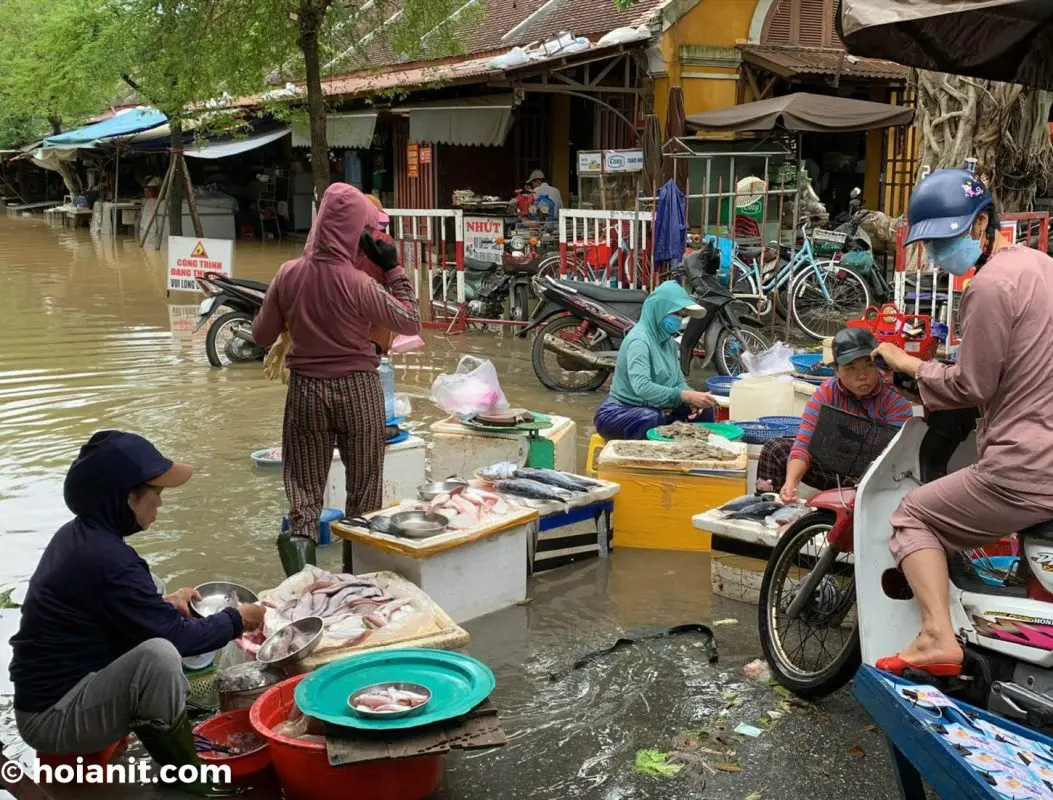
[167,236,234,292]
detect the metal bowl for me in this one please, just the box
[388,511,448,539]
[256,616,324,670]
[191,582,258,618]
[417,479,469,500]
[348,682,432,719]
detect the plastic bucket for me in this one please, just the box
[193,709,272,779]
[250,674,442,800]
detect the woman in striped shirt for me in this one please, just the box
[756,327,914,502]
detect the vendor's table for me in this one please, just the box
[324,434,426,512]
[331,505,538,624]
[851,664,1053,799]
[429,414,577,478]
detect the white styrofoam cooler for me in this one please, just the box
[324,434,426,511]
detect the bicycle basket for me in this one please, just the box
[811,228,847,257]
[808,404,899,478]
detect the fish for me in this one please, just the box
[354,693,393,709]
[764,504,813,529]
[720,493,777,512]
[493,478,573,503]
[726,501,782,520]
[512,467,596,492]
[477,461,519,480]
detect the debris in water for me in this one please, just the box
[743,659,772,681]
[548,623,717,680]
[848,744,866,759]
[712,618,739,626]
[714,761,742,773]
[733,723,763,738]
[0,586,21,609]
[745,792,764,800]
[634,749,683,777]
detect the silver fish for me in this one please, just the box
[513,467,596,492]
[727,501,782,521]
[720,493,777,512]
[478,461,519,480]
[494,478,572,502]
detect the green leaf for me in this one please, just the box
[0,587,22,610]
[634,749,684,777]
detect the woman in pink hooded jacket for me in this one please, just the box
[253,183,421,574]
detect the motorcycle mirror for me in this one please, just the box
[850,187,861,199]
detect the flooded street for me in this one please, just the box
[0,215,893,798]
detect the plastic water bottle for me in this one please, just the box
[379,358,396,422]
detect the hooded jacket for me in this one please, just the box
[252,183,421,378]
[608,280,694,408]
[9,431,243,713]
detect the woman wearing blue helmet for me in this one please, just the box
[872,167,1053,678]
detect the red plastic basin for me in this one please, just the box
[249,673,442,800]
[38,737,128,768]
[193,708,272,779]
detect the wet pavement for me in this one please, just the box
[0,215,897,797]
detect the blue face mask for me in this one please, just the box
[925,234,982,276]
[662,314,682,336]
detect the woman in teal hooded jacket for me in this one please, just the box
[594,281,717,440]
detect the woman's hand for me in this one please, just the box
[163,588,201,618]
[779,482,800,504]
[680,390,718,410]
[872,342,922,377]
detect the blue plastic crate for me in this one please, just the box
[706,375,740,397]
[759,416,802,437]
[731,420,796,444]
[790,353,835,377]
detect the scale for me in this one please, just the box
[456,410,556,468]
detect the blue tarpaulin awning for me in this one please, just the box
[43,106,167,148]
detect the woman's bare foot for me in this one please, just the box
[896,629,963,667]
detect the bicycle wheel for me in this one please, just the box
[790,261,871,340]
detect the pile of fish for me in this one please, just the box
[418,485,516,529]
[654,421,711,442]
[717,494,812,529]
[479,462,600,503]
[261,572,415,647]
[352,686,429,713]
[614,440,738,462]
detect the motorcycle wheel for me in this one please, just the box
[758,510,861,698]
[714,325,771,376]
[531,315,611,393]
[511,283,531,322]
[206,311,262,368]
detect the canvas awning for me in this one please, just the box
[398,95,515,147]
[685,92,914,134]
[837,0,1053,89]
[291,113,377,149]
[184,126,291,159]
[43,106,167,148]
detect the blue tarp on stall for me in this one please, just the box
[43,107,167,148]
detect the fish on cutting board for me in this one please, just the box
[494,478,572,503]
[512,467,597,492]
[726,501,782,521]
[719,493,777,513]
[477,461,519,480]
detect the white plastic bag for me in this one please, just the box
[430,355,509,418]
[741,341,795,377]
[394,392,413,418]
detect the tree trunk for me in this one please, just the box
[168,120,184,237]
[913,69,1053,210]
[299,1,331,204]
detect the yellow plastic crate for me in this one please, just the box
[598,466,746,552]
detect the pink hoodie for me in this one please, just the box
[252,183,421,378]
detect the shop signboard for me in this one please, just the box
[603,150,643,173]
[419,146,432,165]
[166,236,234,293]
[577,151,603,174]
[407,143,419,178]
[464,216,504,265]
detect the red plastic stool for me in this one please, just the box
[38,737,128,768]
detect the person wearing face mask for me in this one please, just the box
[869,167,1053,678]
[9,431,265,794]
[756,327,914,502]
[593,280,717,440]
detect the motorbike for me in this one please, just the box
[193,271,269,367]
[760,367,1053,731]
[519,241,769,392]
[831,188,890,307]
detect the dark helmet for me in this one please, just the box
[904,167,994,246]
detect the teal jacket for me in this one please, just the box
[608,281,696,408]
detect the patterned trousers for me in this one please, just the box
[755,437,844,493]
[283,371,385,542]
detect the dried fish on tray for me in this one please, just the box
[597,439,747,472]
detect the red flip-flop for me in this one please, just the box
[875,655,963,678]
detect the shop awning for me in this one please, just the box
[291,113,377,149]
[837,0,1053,90]
[685,92,914,134]
[43,106,167,148]
[738,44,907,82]
[399,95,515,147]
[183,126,291,159]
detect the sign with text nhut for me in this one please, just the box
[166,236,234,293]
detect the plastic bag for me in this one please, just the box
[741,341,795,377]
[394,393,413,418]
[390,334,425,354]
[430,355,509,418]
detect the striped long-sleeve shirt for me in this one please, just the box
[789,377,914,467]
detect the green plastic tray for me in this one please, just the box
[293,647,496,731]
[457,411,552,434]
[646,422,744,443]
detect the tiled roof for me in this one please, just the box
[739,44,908,82]
[502,0,664,47]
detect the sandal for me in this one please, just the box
[875,655,963,678]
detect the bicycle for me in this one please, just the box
[727,222,872,340]
[535,220,651,290]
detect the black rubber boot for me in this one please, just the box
[133,711,235,796]
[276,532,316,577]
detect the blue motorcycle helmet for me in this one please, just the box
[904,167,999,272]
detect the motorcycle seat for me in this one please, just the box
[228,278,270,292]
[1021,519,1053,540]
[563,280,649,305]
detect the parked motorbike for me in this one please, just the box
[832,188,890,306]
[194,271,269,367]
[519,241,768,392]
